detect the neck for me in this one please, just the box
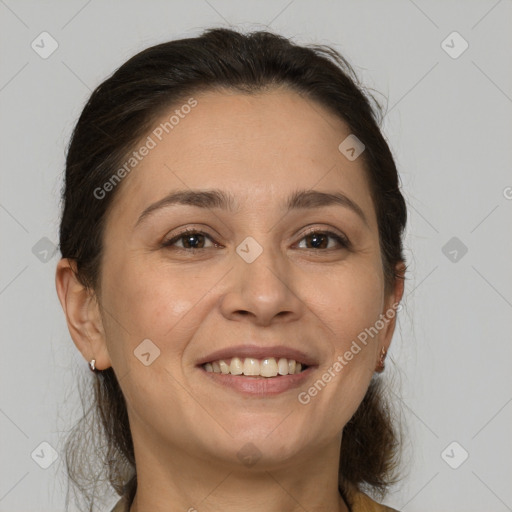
[128,436,350,512]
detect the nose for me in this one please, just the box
[219,240,305,326]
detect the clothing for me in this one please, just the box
[111,497,129,512]
[110,487,400,512]
[346,489,400,512]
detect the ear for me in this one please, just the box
[378,261,406,355]
[55,258,111,371]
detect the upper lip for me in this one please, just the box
[197,344,318,367]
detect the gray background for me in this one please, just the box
[1,1,511,510]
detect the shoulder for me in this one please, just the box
[345,484,400,512]
[109,489,400,512]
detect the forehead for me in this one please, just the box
[106,88,376,228]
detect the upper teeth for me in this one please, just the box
[203,357,304,377]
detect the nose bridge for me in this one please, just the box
[220,232,303,324]
[238,234,284,292]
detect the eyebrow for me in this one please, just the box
[134,188,369,228]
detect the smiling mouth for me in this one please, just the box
[201,356,308,378]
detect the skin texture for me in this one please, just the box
[56,87,405,512]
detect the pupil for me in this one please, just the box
[308,233,327,249]
[182,233,327,249]
[185,234,203,248]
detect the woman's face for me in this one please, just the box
[89,88,402,469]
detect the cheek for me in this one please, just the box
[105,273,192,336]
[99,261,209,419]
[100,256,217,361]
[306,262,384,349]
[295,266,383,429]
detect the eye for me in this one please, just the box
[162,229,218,250]
[161,228,350,252]
[295,229,350,250]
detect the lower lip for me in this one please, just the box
[198,366,315,396]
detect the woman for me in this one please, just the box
[55,27,407,512]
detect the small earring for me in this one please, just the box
[89,359,96,372]
[375,347,387,373]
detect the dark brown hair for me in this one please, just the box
[58,27,408,511]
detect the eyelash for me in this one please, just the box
[161,227,350,252]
